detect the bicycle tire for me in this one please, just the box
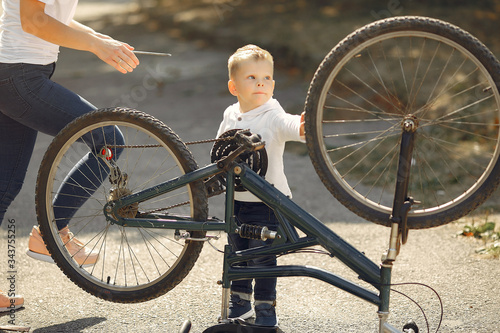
[36,108,208,302]
[305,16,500,229]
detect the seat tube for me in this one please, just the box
[220,168,236,322]
[378,262,393,331]
[224,168,236,234]
[220,245,232,322]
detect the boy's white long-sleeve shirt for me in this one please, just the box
[216,98,304,202]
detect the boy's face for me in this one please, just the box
[228,59,275,113]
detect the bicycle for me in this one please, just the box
[35,16,500,333]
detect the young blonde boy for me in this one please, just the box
[216,44,305,327]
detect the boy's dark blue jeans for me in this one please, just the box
[0,62,123,227]
[228,200,278,301]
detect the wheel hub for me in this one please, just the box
[402,115,419,133]
[108,187,139,219]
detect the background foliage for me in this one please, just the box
[131,0,500,75]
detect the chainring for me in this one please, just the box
[209,129,268,192]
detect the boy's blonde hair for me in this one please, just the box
[228,44,274,79]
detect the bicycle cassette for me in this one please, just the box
[209,129,268,192]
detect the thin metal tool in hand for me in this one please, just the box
[133,50,172,57]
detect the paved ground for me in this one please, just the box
[1,1,499,332]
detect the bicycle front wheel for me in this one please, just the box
[36,108,208,303]
[305,16,500,229]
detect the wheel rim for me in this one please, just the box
[43,118,199,293]
[314,30,500,219]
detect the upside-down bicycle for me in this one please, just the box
[35,16,500,332]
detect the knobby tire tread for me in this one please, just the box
[35,107,208,303]
[305,16,500,229]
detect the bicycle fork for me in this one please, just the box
[378,116,419,333]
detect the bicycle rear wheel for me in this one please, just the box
[305,16,500,229]
[36,108,208,302]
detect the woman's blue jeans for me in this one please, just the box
[228,200,278,301]
[0,62,123,228]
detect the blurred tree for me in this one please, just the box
[143,0,500,10]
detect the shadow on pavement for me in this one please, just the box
[31,317,106,333]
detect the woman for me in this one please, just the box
[0,0,140,311]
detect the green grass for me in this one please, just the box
[458,212,500,259]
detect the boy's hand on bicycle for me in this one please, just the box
[300,112,306,138]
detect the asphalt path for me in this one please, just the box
[0,2,499,332]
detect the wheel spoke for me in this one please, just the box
[36,109,207,302]
[306,17,500,228]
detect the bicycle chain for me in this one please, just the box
[110,136,231,149]
[110,136,233,215]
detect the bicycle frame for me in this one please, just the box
[102,127,418,333]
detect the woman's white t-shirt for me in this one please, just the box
[0,0,78,64]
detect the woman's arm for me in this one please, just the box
[20,0,139,73]
[68,20,111,39]
[68,20,97,35]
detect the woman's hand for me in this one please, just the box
[20,0,139,74]
[90,36,139,74]
[69,20,139,74]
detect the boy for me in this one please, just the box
[216,44,305,327]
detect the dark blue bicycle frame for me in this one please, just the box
[103,124,418,332]
[105,161,384,305]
